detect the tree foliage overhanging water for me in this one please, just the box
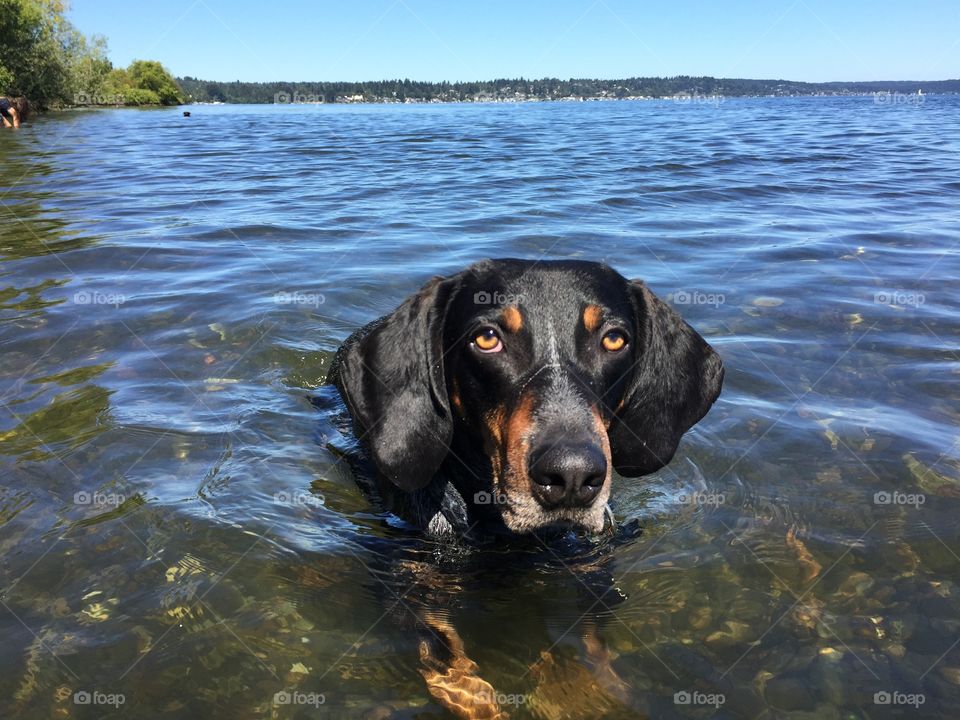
[0,0,182,108]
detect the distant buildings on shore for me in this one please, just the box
[178,76,959,106]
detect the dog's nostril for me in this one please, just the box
[582,471,605,488]
[532,480,567,507]
[532,472,564,487]
[576,483,602,505]
[529,443,607,508]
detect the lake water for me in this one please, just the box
[1,97,958,719]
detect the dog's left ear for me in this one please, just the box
[331,275,460,491]
[608,280,724,477]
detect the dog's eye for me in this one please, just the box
[473,328,503,353]
[601,330,627,352]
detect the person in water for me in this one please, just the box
[0,96,28,128]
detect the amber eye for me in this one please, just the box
[602,330,627,352]
[473,328,503,353]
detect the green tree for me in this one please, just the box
[0,0,74,106]
[127,59,182,105]
[0,0,182,108]
[122,87,160,106]
[101,67,128,101]
[68,33,112,103]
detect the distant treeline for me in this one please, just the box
[177,75,960,104]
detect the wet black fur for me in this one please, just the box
[325,258,723,538]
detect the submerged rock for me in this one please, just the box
[765,675,816,711]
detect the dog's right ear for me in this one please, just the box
[329,275,460,492]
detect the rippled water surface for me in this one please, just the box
[2,99,959,719]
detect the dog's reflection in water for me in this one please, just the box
[295,525,648,719]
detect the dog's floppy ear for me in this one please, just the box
[608,280,724,477]
[331,275,459,491]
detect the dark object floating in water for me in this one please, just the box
[183,111,190,117]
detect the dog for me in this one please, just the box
[324,258,723,717]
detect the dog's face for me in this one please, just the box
[442,263,643,532]
[332,259,723,534]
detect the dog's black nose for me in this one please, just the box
[529,443,607,508]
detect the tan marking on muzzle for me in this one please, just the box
[592,407,613,486]
[503,393,536,495]
[483,404,505,445]
[482,404,507,481]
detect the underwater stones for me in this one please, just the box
[903,452,960,497]
[809,653,846,705]
[687,605,712,631]
[884,642,906,658]
[791,597,825,635]
[765,674,816,711]
[905,618,946,655]
[834,570,873,598]
[527,650,626,719]
[202,580,246,618]
[938,667,960,685]
[785,706,842,720]
[726,588,771,621]
[361,706,395,720]
[919,594,955,619]
[752,296,784,308]
[703,629,739,650]
[890,545,920,576]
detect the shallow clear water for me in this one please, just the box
[1,98,958,719]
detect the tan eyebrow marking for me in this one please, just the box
[582,304,603,332]
[500,305,523,333]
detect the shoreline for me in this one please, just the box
[54,91,949,110]
[177,74,960,105]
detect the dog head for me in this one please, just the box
[332,259,723,534]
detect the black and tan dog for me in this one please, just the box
[325,258,723,717]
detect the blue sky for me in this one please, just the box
[69,0,960,83]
